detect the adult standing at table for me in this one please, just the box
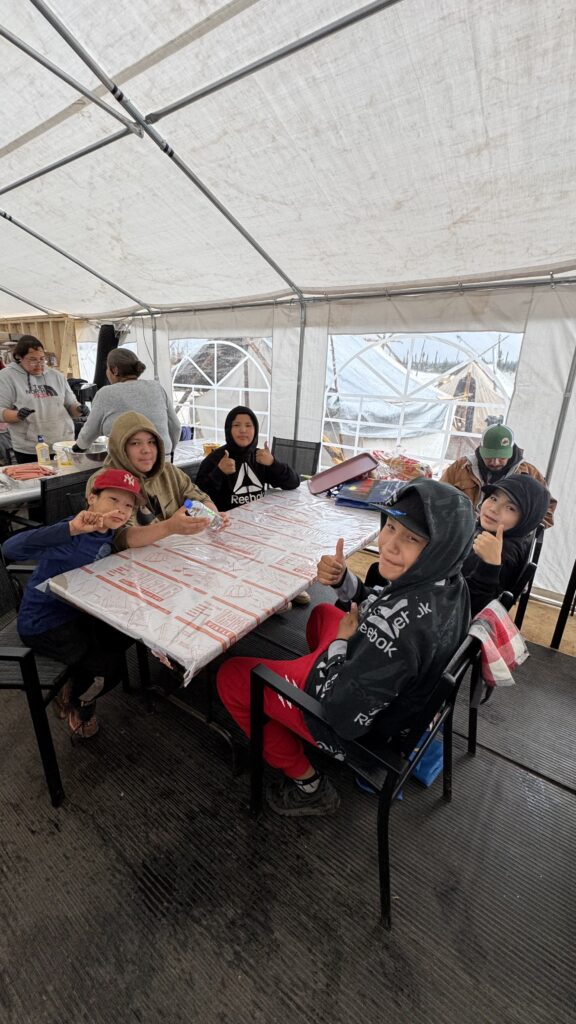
[0,335,86,463]
[73,348,182,457]
[441,423,556,528]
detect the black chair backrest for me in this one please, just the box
[402,636,481,752]
[40,468,94,525]
[509,560,537,603]
[532,524,544,563]
[271,437,321,476]
[361,634,481,758]
[0,554,20,624]
[178,460,200,484]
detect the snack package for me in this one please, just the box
[372,450,433,481]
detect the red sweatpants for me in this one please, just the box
[217,603,345,778]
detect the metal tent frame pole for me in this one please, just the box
[0,285,57,316]
[293,302,307,442]
[29,0,305,306]
[545,342,576,482]
[0,129,131,197]
[0,207,154,315]
[148,0,405,124]
[2,0,405,204]
[0,25,139,134]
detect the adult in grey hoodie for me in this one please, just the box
[74,348,181,455]
[0,336,82,460]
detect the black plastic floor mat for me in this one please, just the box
[454,641,576,790]
[1,665,575,1024]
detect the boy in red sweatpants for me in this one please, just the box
[217,479,475,817]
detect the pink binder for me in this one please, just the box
[308,452,378,495]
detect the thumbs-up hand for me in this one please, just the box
[473,523,504,565]
[256,441,274,466]
[317,536,347,586]
[218,449,236,475]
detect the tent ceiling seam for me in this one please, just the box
[28,273,573,323]
[148,0,406,124]
[0,0,260,161]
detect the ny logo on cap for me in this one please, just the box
[124,473,136,486]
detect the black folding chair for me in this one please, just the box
[249,635,481,928]
[39,468,95,524]
[271,437,321,476]
[0,556,66,807]
[465,527,542,753]
[514,525,543,629]
[6,467,94,531]
[177,460,201,485]
[466,587,521,755]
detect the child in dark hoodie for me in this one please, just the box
[195,405,300,512]
[462,474,550,616]
[217,479,475,817]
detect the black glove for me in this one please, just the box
[77,403,90,417]
[16,407,35,420]
[71,444,85,453]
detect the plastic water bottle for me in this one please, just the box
[183,499,223,531]
[35,435,50,466]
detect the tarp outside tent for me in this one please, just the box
[324,334,448,442]
[0,1,575,595]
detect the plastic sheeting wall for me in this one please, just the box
[137,284,574,595]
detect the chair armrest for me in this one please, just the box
[6,514,42,528]
[251,664,406,773]
[352,737,405,775]
[0,646,32,660]
[250,663,329,723]
[6,564,35,575]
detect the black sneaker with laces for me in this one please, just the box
[266,775,340,817]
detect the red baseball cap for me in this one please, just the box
[91,468,145,505]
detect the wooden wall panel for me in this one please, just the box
[0,317,83,376]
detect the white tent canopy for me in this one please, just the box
[1,0,576,595]
[1,0,576,315]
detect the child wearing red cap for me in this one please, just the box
[2,468,144,738]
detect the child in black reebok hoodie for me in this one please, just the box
[195,405,299,511]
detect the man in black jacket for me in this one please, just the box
[217,478,475,817]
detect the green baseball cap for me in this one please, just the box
[479,424,514,459]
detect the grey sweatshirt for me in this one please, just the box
[0,362,77,453]
[75,379,181,454]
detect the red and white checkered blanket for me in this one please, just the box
[469,599,529,688]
